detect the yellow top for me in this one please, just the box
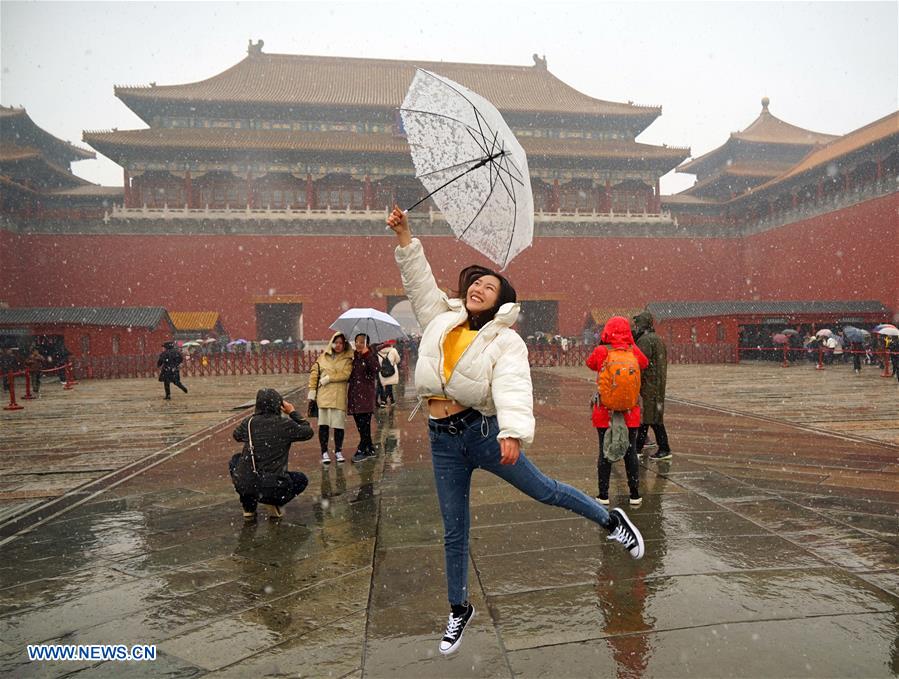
[442,323,478,385]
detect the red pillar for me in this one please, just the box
[306,174,315,209]
[816,179,823,200]
[876,160,883,180]
[551,179,560,212]
[603,179,612,212]
[184,171,193,208]
[247,176,255,209]
[654,178,661,213]
[843,172,851,191]
[363,175,373,210]
[791,192,798,209]
[123,169,132,208]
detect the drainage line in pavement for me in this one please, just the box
[0,388,305,546]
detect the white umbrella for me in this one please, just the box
[330,308,406,344]
[259,339,271,345]
[815,329,833,338]
[400,69,533,270]
[876,326,899,337]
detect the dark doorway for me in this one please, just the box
[518,300,558,338]
[255,303,303,341]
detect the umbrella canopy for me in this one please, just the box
[781,329,799,336]
[874,323,897,332]
[202,338,217,343]
[330,308,406,344]
[400,69,533,270]
[259,339,271,345]
[842,326,867,342]
[772,333,789,344]
[876,326,899,337]
[815,329,833,338]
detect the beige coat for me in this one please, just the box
[308,331,353,411]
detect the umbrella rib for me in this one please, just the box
[415,153,498,179]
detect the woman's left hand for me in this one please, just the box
[499,438,520,465]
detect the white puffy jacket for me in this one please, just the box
[395,238,535,446]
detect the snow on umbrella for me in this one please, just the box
[815,329,833,338]
[874,323,897,332]
[875,326,899,337]
[400,69,533,270]
[330,308,406,344]
[773,333,789,344]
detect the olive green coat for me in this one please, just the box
[633,312,668,425]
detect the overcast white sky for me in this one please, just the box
[1,1,896,193]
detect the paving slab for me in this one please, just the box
[0,366,895,677]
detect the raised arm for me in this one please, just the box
[387,206,450,329]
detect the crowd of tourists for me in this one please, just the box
[1,340,72,395]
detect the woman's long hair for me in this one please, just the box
[456,265,517,331]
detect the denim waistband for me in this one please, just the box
[428,408,483,434]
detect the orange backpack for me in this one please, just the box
[598,345,641,411]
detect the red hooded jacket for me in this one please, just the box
[585,316,649,428]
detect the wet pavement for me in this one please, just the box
[0,368,896,678]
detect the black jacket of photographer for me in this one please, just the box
[232,389,314,487]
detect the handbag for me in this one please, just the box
[245,417,293,503]
[307,399,319,418]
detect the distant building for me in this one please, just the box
[0,46,895,356]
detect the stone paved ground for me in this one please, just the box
[0,365,896,678]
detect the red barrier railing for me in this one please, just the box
[3,362,76,411]
[735,345,893,374]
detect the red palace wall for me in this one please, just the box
[1,193,895,344]
[0,230,742,341]
[742,193,898,311]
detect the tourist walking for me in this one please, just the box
[376,340,401,407]
[157,341,188,400]
[348,333,380,462]
[633,311,673,461]
[24,347,47,396]
[229,388,313,519]
[386,206,644,656]
[587,317,649,506]
[308,332,353,464]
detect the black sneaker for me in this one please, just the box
[607,508,644,559]
[439,603,475,655]
[650,450,672,461]
[352,449,376,463]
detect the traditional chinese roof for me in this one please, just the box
[0,106,95,163]
[646,300,888,321]
[775,110,899,183]
[589,307,645,325]
[169,311,222,332]
[727,110,899,203]
[0,307,172,329]
[83,128,688,168]
[680,161,792,199]
[0,143,91,190]
[114,48,661,124]
[678,98,837,177]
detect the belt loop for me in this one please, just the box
[481,415,489,437]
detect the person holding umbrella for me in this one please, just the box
[348,333,381,462]
[308,332,353,464]
[386,207,645,656]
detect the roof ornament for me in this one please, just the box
[761,96,770,112]
[248,39,265,56]
[532,53,547,69]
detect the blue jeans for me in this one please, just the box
[429,411,612,605]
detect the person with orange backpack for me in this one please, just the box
[586,316,649,507]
